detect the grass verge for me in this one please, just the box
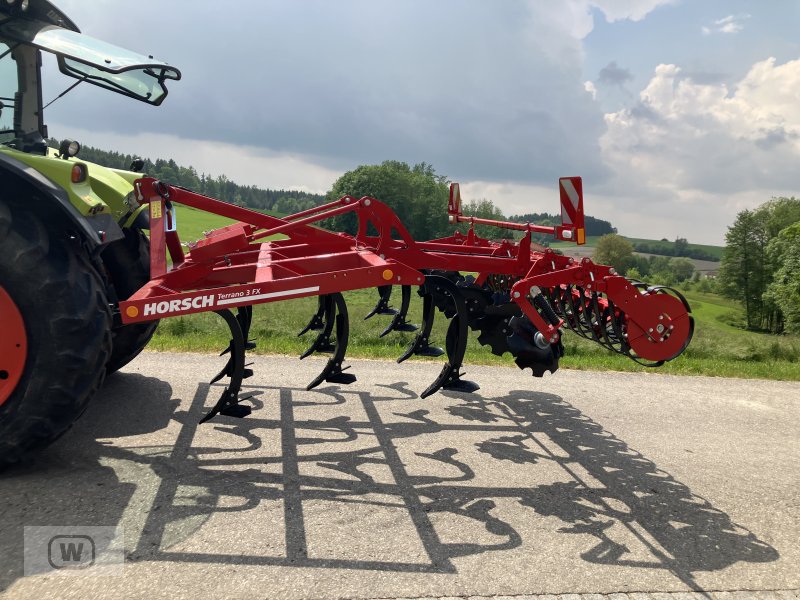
[147,287,800,381]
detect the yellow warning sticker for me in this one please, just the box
[150,202,162,219]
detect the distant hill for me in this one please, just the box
[551,235,723,262]
[624,237,722,261]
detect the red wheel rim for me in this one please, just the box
[0,286,27,406]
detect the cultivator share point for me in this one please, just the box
[120,177,694,423]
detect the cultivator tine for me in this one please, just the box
[306,292,357,390]
[380,285,418,337]
[210,306,255,384]
[397,292,444,363]
[364,285,398,320]
[297,296,326,336]
[419,276,478,398]
[299,295,336,359]
[201,309,253,423]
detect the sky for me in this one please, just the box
[44,1,800,245]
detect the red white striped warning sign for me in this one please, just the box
[559,177,582,225]
[558,176,586,244]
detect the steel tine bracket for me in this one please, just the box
[298,296,326,336]
[300,295,336,359]
[380,285,418,337]
[201,309,252,423]
[307,293,357,390]
[364,285,397,320]
[419,276,478,398]
[397,292,444,363]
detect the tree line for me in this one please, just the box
[592,234,698,286]
[592,197,800,334]
[717,197,800,333]
[320,160,518,241]
[64,142,625,245]
[52,141,326,214]
[508,212,616,242]
[629,237,718,261]
[323,160,628,243]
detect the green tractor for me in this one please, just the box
[0,0,181,466]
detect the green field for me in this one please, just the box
[147,286,800,381]
[172,204,292,243]
[174,206,238,242]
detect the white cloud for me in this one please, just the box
[529,0,676,40]
[584,81,598,100]
[589,0,677,22]
[702,14,751,35]
[597,57,800,243]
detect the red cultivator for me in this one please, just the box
[120,177,693,423]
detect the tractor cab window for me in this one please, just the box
[0,18,180,106]
[0,42,18,141]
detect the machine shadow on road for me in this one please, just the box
[469,391,779,590]
[0,375,779,592]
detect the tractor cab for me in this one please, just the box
[0,0,180,154]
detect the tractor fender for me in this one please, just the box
[0,151,123,248]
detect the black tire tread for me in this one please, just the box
[102,228,158,373]
[0,200,112,468]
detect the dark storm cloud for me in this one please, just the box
[48,1,609,185]
[597,61,633,86]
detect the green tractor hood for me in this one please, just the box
[0,144,142,224]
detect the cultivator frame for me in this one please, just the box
[120,177,693,422]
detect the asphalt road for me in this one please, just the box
[1,352,798,600]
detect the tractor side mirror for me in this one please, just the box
[130,158,145,172]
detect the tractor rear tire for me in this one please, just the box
[102,228,158,373]
[0,200,112,468]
